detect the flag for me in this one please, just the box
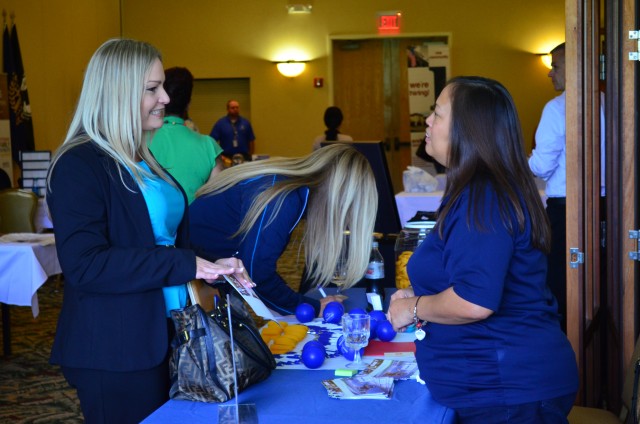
[2,22,34,165]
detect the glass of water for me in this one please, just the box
[342,313,371,368]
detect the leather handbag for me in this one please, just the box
[168,284,276,403]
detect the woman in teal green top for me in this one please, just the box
[149,67,223,204]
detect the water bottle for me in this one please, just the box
[365,241,385,311]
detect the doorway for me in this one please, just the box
[566,0,639,409]
[331,35,450,193]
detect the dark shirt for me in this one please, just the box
[210,115,255,158]
[189,175,321,315]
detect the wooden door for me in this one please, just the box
[566,0,639,409]
[332,38,441,193]
[611,0,639,411]
[332,39,402,192]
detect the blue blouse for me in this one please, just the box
[408,184,578,408]
[137,161,186,316]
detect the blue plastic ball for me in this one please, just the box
[376,320,397,342]
[295,303,315,323]
[337,335,364,361]
[369,318,379,340]
[322,301,344,324]
[301,345,325,369]
[369,310,387,323]
[302,340,325,353]
[349,308,367,316]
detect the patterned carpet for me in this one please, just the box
[0,279,83,423]
[0,222,306,423]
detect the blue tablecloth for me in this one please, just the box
[142,369,455,424]
[142,288,455,423]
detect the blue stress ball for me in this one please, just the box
[303,340,325,353]
[349,308,367,316]
[301,345,325,369]
[337,335,364,361]
[296,303,315,323]
[369,318,379,340]
[369,310,387,323]
[368,310,386,340]
[376,320,397,342]
[322,301,344,324]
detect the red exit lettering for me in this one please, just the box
[378,15,399,30]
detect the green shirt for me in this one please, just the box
[149,116,223,204]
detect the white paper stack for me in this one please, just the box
[359,359,419,380]
[321,376,394,400]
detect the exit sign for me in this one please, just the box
[378,11,401,32]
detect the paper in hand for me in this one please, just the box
[223,274,278,320]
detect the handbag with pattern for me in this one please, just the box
[168,285,275,403]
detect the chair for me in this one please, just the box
[0,189,38,233]
[0,189,39,357]
[568,337,640,424]
[187,279,220,311]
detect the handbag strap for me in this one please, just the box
[196,305,221,380]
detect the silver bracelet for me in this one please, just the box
[413,296,427,341]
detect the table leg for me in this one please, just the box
[1,303,10,357]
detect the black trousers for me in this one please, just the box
[546,198,567,333]
[62,361,170,424]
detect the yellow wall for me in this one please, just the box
[2,0,564,157]
[0,0,120,156]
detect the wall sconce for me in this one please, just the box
[538,53,553,69]
[275,60,307,77]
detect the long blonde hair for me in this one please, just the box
[48,38,172,191]
[196,144,378,288]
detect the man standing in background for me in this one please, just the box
[210,100,255,161]
[528,43,567,332]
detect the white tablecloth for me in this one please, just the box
[0,233,61,317]
[395,178,548,228]
[395,191,444,228]
[35,198,53,232]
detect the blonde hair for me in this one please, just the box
[196,144,378,288]
[48,38,172,190]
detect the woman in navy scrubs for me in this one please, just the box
[387,76,578,423]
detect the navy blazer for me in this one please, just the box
[47,142,196,372]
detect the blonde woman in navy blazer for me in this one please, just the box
[46,39,250,424]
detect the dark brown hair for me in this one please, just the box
[437,76,551,253]
[164,67,193,117]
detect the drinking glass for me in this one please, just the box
[342,313,370,368]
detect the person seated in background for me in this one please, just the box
[387,76,578,423]
[312,106,353,150]
[189,143,378,316]
[149,67,223,204]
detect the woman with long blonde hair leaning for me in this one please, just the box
[190,143,378,316]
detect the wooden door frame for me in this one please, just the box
[566,0,606,406]
[618,0,638,370]
[567,0,638,408]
